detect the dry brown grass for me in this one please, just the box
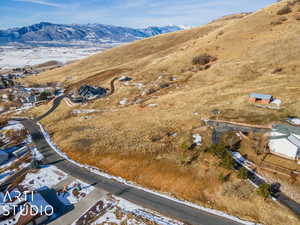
[21,1,300,224]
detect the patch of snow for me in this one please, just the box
[119,98,128,105]
[72,109,100,115]
[271,99,281,106]
[0,46,110,69]
[20,165,68,191]
[37,122,261,225]
[148,104,157,107]
[192,134,202,145]
[87,196,183,225]
[57,180,94,205]
[116,196,184,225]
[135,83,144,89]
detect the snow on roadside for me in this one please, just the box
[90,196,184,225]
[37,122,260,225]
[115,196,184,225]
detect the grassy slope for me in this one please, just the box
[24,1,300,224]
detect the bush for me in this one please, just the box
[39,91,52,100]
[257,183,271,199]
[270,20,283,25]
[272,68,283,74]
[238,167,248,179]
[207,144,236,170]
[270,16,287,25]
[219,153,236,170]
[218,173,230,183]
[277,5,292,15]
[192,54,216,66]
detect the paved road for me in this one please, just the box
[35,95,66,121]
[17,121,244,225]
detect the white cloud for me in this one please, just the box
[15,0,65,8]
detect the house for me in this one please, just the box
[249,93,273,104]
[269,124,300,161]
[78,85,107,100]
[0,189,53,225]
[16,193,53,225]
[24,95,37,104]
[0,150,9,164]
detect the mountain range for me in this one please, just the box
[0,22,183,47]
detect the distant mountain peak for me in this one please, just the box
[0,23,183,47]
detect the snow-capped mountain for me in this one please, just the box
[0,22,183,46]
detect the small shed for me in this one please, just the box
[249,93,273,104]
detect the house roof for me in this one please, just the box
[269,131,300,160]
[249,93,273,100]
[273,124,300,136]
[27,193,51,214]
[288,135,300,148]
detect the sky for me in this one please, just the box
[0,0,275,29]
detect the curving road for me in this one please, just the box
[18,96,300,224]
[35,95,66,121]
[20,119,243,225]
[17,96,248,225]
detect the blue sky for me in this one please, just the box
[0,0,275,29]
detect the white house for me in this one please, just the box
[269,125,300,161]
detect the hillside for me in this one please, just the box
[23,1,300,224]
[0,22,182,46]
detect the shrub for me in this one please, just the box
[257,183,271,199]
[278,16,288,22]
[272,68,283,74]
[219,153,236,170]
[238,167,248,179]
[39,90,52,100]
[207,144,236,170]
[277,5,292,15]
[270,20,283,25]
[271,16,287,25]
[192,54,216,66]
[218,173,230,183]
